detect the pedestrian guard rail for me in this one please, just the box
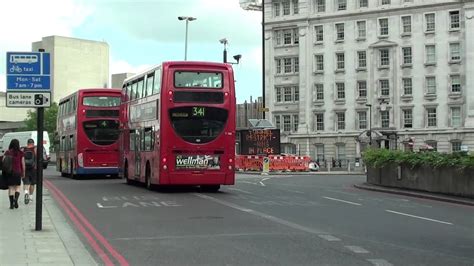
[235,155,311,172]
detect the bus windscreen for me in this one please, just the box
[83,96,121,107]
[174,71,222,89]
[169,106,228,144]
[83,120,119,145]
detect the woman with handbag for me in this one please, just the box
[2,139,25,209]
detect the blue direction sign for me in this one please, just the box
[6,52,51,90]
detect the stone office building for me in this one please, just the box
[264,0,474,164]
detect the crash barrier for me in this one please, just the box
[235,155,311,172]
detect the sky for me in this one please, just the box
[0,0,263,103]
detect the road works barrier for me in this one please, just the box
[235,155,311,172]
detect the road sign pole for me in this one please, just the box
[35,48,45,231]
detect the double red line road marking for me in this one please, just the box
[45,179,129,266]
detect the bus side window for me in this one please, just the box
[153,69,161,95]
[126,84,131,101]
[129,130,135,151]
[131,82,137,101]
[144,127,153,151]
[72,96,77,112]
[60,136,65,152]
[146,75,154,97]
[69,135,74,151]
[137,79,144,99]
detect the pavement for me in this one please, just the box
[355,182,474,206]
[0,187,97,266]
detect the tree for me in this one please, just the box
[20,102,59,134]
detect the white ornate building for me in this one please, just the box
[264,0,474,164]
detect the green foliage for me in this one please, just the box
[362,148,474,169]
[19,102,58,134]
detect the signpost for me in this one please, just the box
[6,51,51,231]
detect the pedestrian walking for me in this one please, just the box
[2,139,25,209]
[22,138,37,204]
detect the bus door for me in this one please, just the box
[131,129,141,178]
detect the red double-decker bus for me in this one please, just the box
[56,88,121,177]
[120,61,236,191]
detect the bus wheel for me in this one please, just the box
[125,162,132,185]
[201,185,220,192]
[145,162,152,190]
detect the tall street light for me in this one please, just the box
[219,38,228,63]
[178,16,196,61]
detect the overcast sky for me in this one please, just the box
[0,0,262,103]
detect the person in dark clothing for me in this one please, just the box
[22,139,37,204]
[2,139,25,209]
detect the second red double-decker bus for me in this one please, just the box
[56,88,121,177]
[120,61,236,191]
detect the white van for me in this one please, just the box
[1,131,51,168]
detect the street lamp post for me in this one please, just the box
[178,16,196,61]
[365,104,372,146]
[219,38,228,63]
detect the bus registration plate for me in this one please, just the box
[175,154,220,170]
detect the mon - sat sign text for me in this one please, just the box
[6,52,51,90]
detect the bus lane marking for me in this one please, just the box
[323,196,362,206]
[194,193,326,235]
[226,188,253,194]
[367,259,393,266]
[385,210,453,225]
[97,196,182,208]
[345,245,370,254]
[317,234,341,241]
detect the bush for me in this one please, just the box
[362,148,474,169]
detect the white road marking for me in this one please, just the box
[96,203,117,208]
[194,193,326,235]
[345,245,369,254]
[284,190,304,194]
[238,181,259,185]
[112,232,296,241]
[259,181,266,187]
[323,196,362,206]
[385,210,453,225]
[367,259,393,266]
[318,234,341,241]
[226,188,253,194]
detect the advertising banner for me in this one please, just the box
[175,154,221,170]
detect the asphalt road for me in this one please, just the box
[44,168,474,266]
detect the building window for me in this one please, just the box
[276,59,282,74]
[336,83,345,99]
[451,75,461,93]
[379,18,389,36]
[402,47,412,65]
[293,0,299,14]
[452,141,462,152]
[380,49,390,67]
[283,29,292,45]
[403,78,412,95]
[275,87,282,102]
[315,113,324,131]
[358,111,367,129]
[274,115,281,129]
[425,140,437,151]
[284,58,292,73]
[425,45,436,64]
[315,54,324,71]
[359,0,368,8]
[336,23,344,41]
[425,13,435,32]
[294,87,299,101]
[358,81,367,98]
[449,43,461,61]
[273,2,281,17]
[380,80,390,96]
[284,87,292,102]
[315,25,324,42]
[381,0,390,4]
[337,0,346,10]
[336,144,346,160]
[401,16,411,34]
[336,53,345,70]
[427,108,437,127]
[451,107,461,127]
[357,51,367,68]
[336,112,345,130]
[403,109,413,128]
[314,83,324,100]
[282,0,291,15]
[293,29,299,44]
[357,21,366,39]
[316,0,325,12]
[381,111,389,128]
[449,11,460,30]
[292,114,299,132]
[426,77,436,94]
[315,144,325,161]
[283,115,291,131]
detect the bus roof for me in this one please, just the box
[59,88,121,104]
